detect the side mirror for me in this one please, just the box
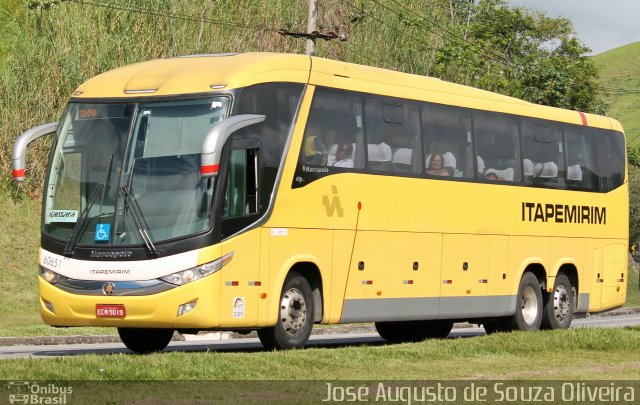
[12,122,59,182]
[201,114,265,177]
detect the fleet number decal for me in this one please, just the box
[42,255,62,270]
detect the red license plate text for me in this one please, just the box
[96,304,126,318]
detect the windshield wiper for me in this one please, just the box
[63,183,105,257]
[63,155,114,257]
[119,186,159,257]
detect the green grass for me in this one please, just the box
[628,263,640,307]
[0,192,115,337]
[1,327,640,380]
[593,42,640,146]
[0,192,43,334]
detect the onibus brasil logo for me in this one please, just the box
[8,381,72,404]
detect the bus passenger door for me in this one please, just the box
[218,140,263,327]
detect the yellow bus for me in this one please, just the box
[13,53,628,353]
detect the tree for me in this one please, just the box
[434,0,606,114]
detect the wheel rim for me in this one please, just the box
[553,284,570,322]
[521,285,538,325]
[280,287,307,336]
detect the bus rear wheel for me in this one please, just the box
[118,327,174,354]
[504,272,543,331]
[375,320,453,342]
[258,272,314,350]
[541,273,574,330]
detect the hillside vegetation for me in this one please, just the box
[593,42,640,147]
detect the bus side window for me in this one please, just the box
[521,121,565,188]
[221,147,260,239]
[422,104,473,178]
[364,96,421,174]
[298,87,364,170]
[594,129,625,192]
[474,112,520,182]
[565,127,598,191]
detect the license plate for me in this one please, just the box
[96,304,126,318]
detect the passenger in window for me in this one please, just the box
[484,168,514,181]
[426,153,450,176]
[443,152,462,177]
[332,139,355,168]
[303,132,326,165]
[485,172,503,181]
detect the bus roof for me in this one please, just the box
[73,53,311,98]
[72,52,618,131]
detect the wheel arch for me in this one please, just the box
[289,262,324,323]
[557,262,579,311]
[556,263,579,294]
[522,262,547,290]
[269,257,325,325]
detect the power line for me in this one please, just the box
[65,0,279,33]
[382,0,523,73]
[332,13,402,71]
[628,136,640,148]
[338,0,493,76]
[599,87,640,95]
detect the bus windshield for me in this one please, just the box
[43,98,229,248]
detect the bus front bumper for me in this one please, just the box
[38,274,222,328]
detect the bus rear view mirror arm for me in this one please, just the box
[12,122,59,182]
[201,114,265,177]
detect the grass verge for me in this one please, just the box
[1,327,640,380]
[626,262,640,307]
[0,193,115,337]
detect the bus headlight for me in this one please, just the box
[39,266,68,284]
[160,252,234,286]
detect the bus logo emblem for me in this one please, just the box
[322,185,344,217]
[102,282,115,295]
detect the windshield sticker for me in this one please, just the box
[45,210,79,224]
[95,223,111,242]
[233,297,245,319]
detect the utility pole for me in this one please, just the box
[306,0,318,56]
[278,0,346,51]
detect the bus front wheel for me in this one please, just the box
[541,273,574,330]
[258,272,314,350]
[118,327,174,354]
[505,272,543,331]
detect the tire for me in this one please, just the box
[541,273,574,330]
[375,320,453,342]
[504,272,543,331]
[483,318,505,334]
[424,320,454,339]
[258,272,314,350]
[118,327,174,354]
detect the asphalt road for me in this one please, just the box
[1,313,639,359]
